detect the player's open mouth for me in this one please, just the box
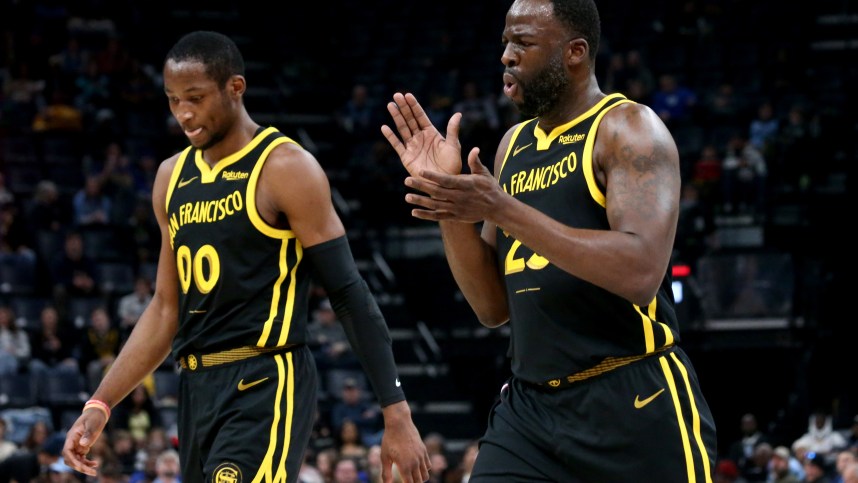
[503,73,519,98]
[185,127,203,138]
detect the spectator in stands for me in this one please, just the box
[110,429,137,475]
[332,456,364,483]
[650,73,697,127]
[744,442,774,482]
[28,304,79,375]
[117,276,153,340]
[24,180,70,241]
[802,452,833,483]
[793,412,848,461]
[330,378,382,447]
[72,174,112,226]
[2,61,46,131]
[690,144,723,206]
[0,200,36,261]
[110,384,163,446]
[721,132,767,217]
[844,462,858,483]
[446,440,479,483]
[315,448,339,483]
[307,298,358,370]
[22,420,50,453]
[336,419,368,460]
[675,183,716,266]
[451,80,500,160]
[112,384,163,447]
[748,101,779,157]
[49,230,99,300]
[771,445,805,483]
[835,451,858,483]
[76,305,120,392]
[728,413,771,476]
[714,459,748,483]
[152,449,181,483]
[366,444,383,483]
[0,419,18,462]
[0,304,30,375]
[0,432,65,483]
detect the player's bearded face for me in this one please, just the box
[517,51,568,118]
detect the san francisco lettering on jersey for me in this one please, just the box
[502,152,578,197]
[169,190,243,247]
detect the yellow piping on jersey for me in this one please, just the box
[256,239,302,347]
[195,126,280,183]
[250,353,293,483]
[246,136,298,240]
[582,98,634,208]
[165,147,193,213]
[670,352,713,483]
[533,93,626,150]
[277,241,302,347]
[659,356,697,483]
[498,119,536,177]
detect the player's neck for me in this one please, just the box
[537,82,605,133]
[199,111,261,167]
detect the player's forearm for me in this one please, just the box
[90,295,177,408]
[439,221,509,327]
[490,196,665,306]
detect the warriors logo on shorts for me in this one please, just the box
[213,462,242,483]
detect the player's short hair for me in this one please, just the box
[550,0,601,61]
[165,30,245,87]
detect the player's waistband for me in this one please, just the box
[178,344,297,372]
[531,346,673,391]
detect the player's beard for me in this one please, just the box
[517,52,568,118]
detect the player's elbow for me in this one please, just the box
[623,272,664,307]
[474,307,510,328]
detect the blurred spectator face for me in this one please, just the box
[333,458,360,483]
[90,308,111,333]
[40,306,60,331]
[64,234,83,259]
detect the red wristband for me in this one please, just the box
[83,399,111,419]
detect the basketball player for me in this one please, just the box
[63,31,430,483]
[382,0,717,481]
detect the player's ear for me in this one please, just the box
[228,74,246,99]
[567,38,588,67]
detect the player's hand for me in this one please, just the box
[62,408,108,476]
[382,92,463,178]
[380,401,431,483]
[404,148,504,224]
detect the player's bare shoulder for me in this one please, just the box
[595,101,680,176]
[260,140,329,187]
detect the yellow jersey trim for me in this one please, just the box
[251,353,293,483]
[165,147,193,213]
[582,99,634,208]
[246,136,297,240]
[533,93,626,151]
[660,356,696,483]
[670,352,713,483]
[498,119,536,177]
[195,126,280,183]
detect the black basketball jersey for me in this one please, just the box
[165,126,310,357]
[496,93,678,384]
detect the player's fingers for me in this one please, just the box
[386,100,413,142]
[445,112,463,144]
[467,148,487,174]
[393,93,420,137]
[380,125,406,158]
[405,92,434,132]
[419,169,460,189]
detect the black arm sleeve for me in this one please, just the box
[304,236,405,407]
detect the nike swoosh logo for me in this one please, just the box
[634,388,665,409]
[513,143,533,157]
[178,176,198,188]
[395,378,401,387]
[237,377,269,391]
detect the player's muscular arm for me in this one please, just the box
[490,104,679,305]
[437,128,517,328]
[256,144,345,245]
[92,157,181,406]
